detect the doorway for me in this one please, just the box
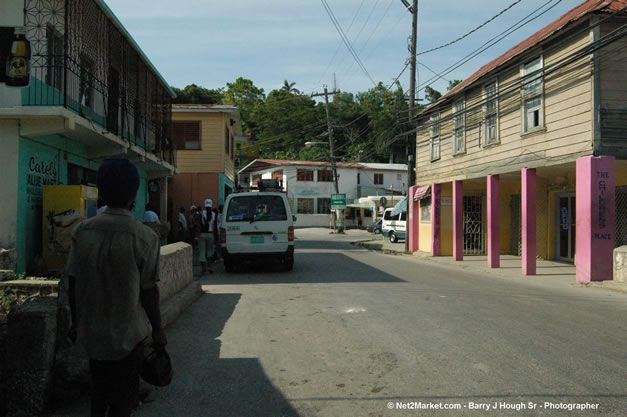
[463,195,485,255]
[556,194,576,262]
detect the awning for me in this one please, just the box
[413,185,431,201]
[347,202,373,209]
[390,196,407,216]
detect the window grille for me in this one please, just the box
[297,169,314,181]
[453,100,465,154]
[297,198,314,214]
[483,82,498,146]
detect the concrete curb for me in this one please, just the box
[350,238,627,295]
[161,282,204,328]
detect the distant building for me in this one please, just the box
[239,159,408,227]
[169,104,242,230]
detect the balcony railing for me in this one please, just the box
[21,0,175,166]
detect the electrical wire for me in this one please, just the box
[320,0,377,86]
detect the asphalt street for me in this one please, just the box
[135,228,627,417]
[49,228,627,417]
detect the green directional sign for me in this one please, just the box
[331,193,346,209]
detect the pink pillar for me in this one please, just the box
[576,156,616,283]
[408,185,419,252]
[487,175,500,268]
[522,168,536,275]
[452,180,463,261]
[431,183,441,256]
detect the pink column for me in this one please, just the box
[408,185,419,252]
[576,156,616,283]
[522,168,536,275]
[431,183,441,256]
[453,180,463,261]
[487,175,500,268]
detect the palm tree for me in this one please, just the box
[282,80,300,94]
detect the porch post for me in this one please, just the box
[521,168,536,275]
[576,156,616,283]
[431,183,441,256]
[408,185,419,252]
[452,180,463,261]
[487,175,500,268]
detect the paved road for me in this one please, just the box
[57,229,627,416]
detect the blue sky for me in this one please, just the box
[105,0,581,99]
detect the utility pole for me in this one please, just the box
[312,86,342,232]
[405,0,418,252]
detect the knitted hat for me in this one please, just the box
[97,158,140,206]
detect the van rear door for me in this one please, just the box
[225,194,290,253]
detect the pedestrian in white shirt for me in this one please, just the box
[199,199,216,274]
[143,203,160,224]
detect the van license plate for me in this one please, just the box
[250,236,264,244]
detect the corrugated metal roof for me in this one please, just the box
[424,0,626,113]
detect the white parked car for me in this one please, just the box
[221,189,295,272]
[382,208,406,243]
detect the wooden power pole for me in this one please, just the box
[311,86,342,232]
[405,0,418,252]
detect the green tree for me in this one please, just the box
[447,79,463,91]
[281,80,300,94]
[171,84,223,104]
[425,85,442,103]
[249,88,324,159]
[223,77,265,131]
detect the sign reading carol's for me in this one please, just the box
[331,193,346,209]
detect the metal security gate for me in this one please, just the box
[617,186,627,247]
[463,195,485,255]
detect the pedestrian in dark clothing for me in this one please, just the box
[66,158,167,417]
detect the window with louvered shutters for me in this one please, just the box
[172,121,201,150]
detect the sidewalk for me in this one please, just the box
[325,228,627,295]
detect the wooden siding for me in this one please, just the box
[173,112,225,174]
[415,26,594,185]
[597,19,627,158]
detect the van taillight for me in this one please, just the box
[220,228,226,244]
[288,226,294,242]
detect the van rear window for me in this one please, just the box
[227,196,287,222]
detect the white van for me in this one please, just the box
[221,190,295,271]
[381,208,406,243]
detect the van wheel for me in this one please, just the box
[224,259,235,273]
[284,257,294,272]
[389,232,397,243]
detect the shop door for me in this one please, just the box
[463,195,485,255]
[557,195,576,262]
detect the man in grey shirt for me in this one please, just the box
[66,158,167,417]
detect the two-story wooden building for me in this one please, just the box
[168,104,242,227]
[0,0,176,273]
[409,0,626,283]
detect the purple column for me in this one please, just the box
[408,185,419,252]
[576,156,616,283]
[487,175,500,268]
[453,180,463,261]
[522,168,536,275]
[431,183,441,256]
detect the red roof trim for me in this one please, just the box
[253,158,364,168]
[424,0,625,113]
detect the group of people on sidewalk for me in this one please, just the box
[177,199,222,275]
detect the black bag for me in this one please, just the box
[141,346,173,387]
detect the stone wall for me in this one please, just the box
[614,246,627,283]
[0,242,199,416]
[158,242,193,303]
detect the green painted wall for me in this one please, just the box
[16,135,149,273]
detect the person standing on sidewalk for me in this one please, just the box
[199,199,216,274]
[66,158,167,417]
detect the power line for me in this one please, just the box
[417,0,525,56]
[320,0,377,86]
